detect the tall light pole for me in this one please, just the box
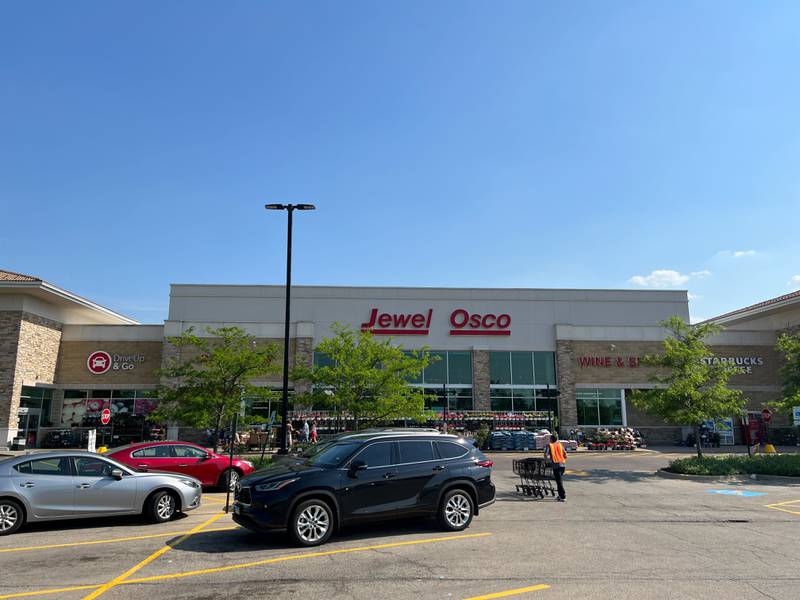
[265,202,316,454]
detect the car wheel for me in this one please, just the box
[289,499,333,547]
[147,490,177,523]
[220,468,240,491]
[0,499,23,536]
[438,489,474,532]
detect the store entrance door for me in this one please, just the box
[17,407,42,448]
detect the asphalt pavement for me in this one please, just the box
[1,449,799,600]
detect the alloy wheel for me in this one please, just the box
[296,504,330,544]
[157,494,175,520]
[227,470,239,491]
[0,504,18,532]
[445,494,471,528]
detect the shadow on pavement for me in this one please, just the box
[21,512,190,534]
[169,518,445,554]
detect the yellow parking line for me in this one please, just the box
[80,511,226,600]
[765,499,800,516]
[0,531,492,599]
[0,526,238,554]
[464,584,550,599]
[123,531,493,584]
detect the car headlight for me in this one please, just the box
[254,478,298,492]
[179,479,201,489]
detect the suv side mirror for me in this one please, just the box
[348,460,367,476]
[110,469,124,481]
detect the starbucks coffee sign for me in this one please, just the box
[702,355,764,374]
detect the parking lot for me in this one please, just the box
[2,450,799,600]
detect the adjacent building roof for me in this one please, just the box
[705,289,800,326]
[0,269,41,282]
[0,268,138,325]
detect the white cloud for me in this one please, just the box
[629,269,690,288]
[690,270,712,279]
[789,275,800,288]
[716,249,757,259]
[688,293,703,300]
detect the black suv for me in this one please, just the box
[232,431,495,546]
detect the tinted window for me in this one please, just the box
[354,442,392,468]
[306,441,361,467]
[398,441,434,463]
[75,457,116,477]
[16,457,71,476]
[436,441,468,459]
[172,445,207,458]
[132,446,171,458]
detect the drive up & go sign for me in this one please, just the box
[361,307,511,336]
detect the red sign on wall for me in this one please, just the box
[100,408,111,425]
[578,356,640,368]
[87,351,112,374]
[361,308,433,335]
[448,309,511,336]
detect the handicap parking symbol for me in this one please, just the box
[706,489,766,497]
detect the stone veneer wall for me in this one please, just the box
[471,350,490,410]
[0,311,62,443]
[555,340,577,429]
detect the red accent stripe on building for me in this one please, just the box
[361,328,430,335]
[448,329,511,336]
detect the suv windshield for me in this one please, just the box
[305,441,362,468]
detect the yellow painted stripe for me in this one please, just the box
[764,499,800,507]
[80,510,226,600]
[124,532,493,584]
[463,584,551,600]
[0,531,491,599]
[0,585,101,600]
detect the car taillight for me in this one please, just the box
[477,460,493,468]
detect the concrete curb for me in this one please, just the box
[656,468,800,484]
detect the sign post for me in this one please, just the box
[87,429,96,453]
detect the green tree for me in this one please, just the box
[630,316,745,458]
[154,327,279,452]
[775,330,800,412]
[293,323,435,428]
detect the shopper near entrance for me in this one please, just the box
[544,434,567,501]
[302,419,310,443]
[310,420,318,443]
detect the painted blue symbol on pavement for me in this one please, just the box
[706,489,766,497]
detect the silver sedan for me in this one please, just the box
[0,451,202,535]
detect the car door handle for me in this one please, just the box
[178,464,189,467]
[76,483,92,489]
[20,482,35,488]
[433,465,445,472]
[382,472,396,479]
[138,465,148,469]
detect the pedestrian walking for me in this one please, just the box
[303,419,310,443]
[544,434,567,502]
[310,420,318,444]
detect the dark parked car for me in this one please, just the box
[232,431,495,546]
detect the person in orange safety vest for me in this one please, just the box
[544,434,567,501]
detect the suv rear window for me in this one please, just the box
[436,441,468,459]
[398,440,434,463]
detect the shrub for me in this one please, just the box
[668,454,800,477]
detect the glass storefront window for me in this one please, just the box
[577,388,624,426]
[447,352,472,385]
[490,352,512,385]
[423,352,447,385]
[490,389,512,411]
[534,352,556,386]
[313,352,334,369]
[511,352,534,385]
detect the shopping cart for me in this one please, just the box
[513,457,556,498]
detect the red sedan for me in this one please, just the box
[107,441,256,490]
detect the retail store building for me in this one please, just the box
[2,268,797,448]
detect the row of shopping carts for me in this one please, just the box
[512,458,557,498]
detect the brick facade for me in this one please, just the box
[471,350,490,410]
[0,311,62,444]
[555,340,577,429]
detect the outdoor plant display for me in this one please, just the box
[668,454,800,477]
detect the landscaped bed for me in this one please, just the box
[667,454,800,477]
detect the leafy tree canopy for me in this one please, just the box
[775,330,800,412]
[630,316,745,457]
[153,326,279,450]
[293,322,435,427]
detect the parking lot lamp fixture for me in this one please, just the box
[265,203,316,454]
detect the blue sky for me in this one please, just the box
[2,2,799,324]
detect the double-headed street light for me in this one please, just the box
[265,203,316,454]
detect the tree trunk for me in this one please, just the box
[694,424,703,459]
[212,412,224,453]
